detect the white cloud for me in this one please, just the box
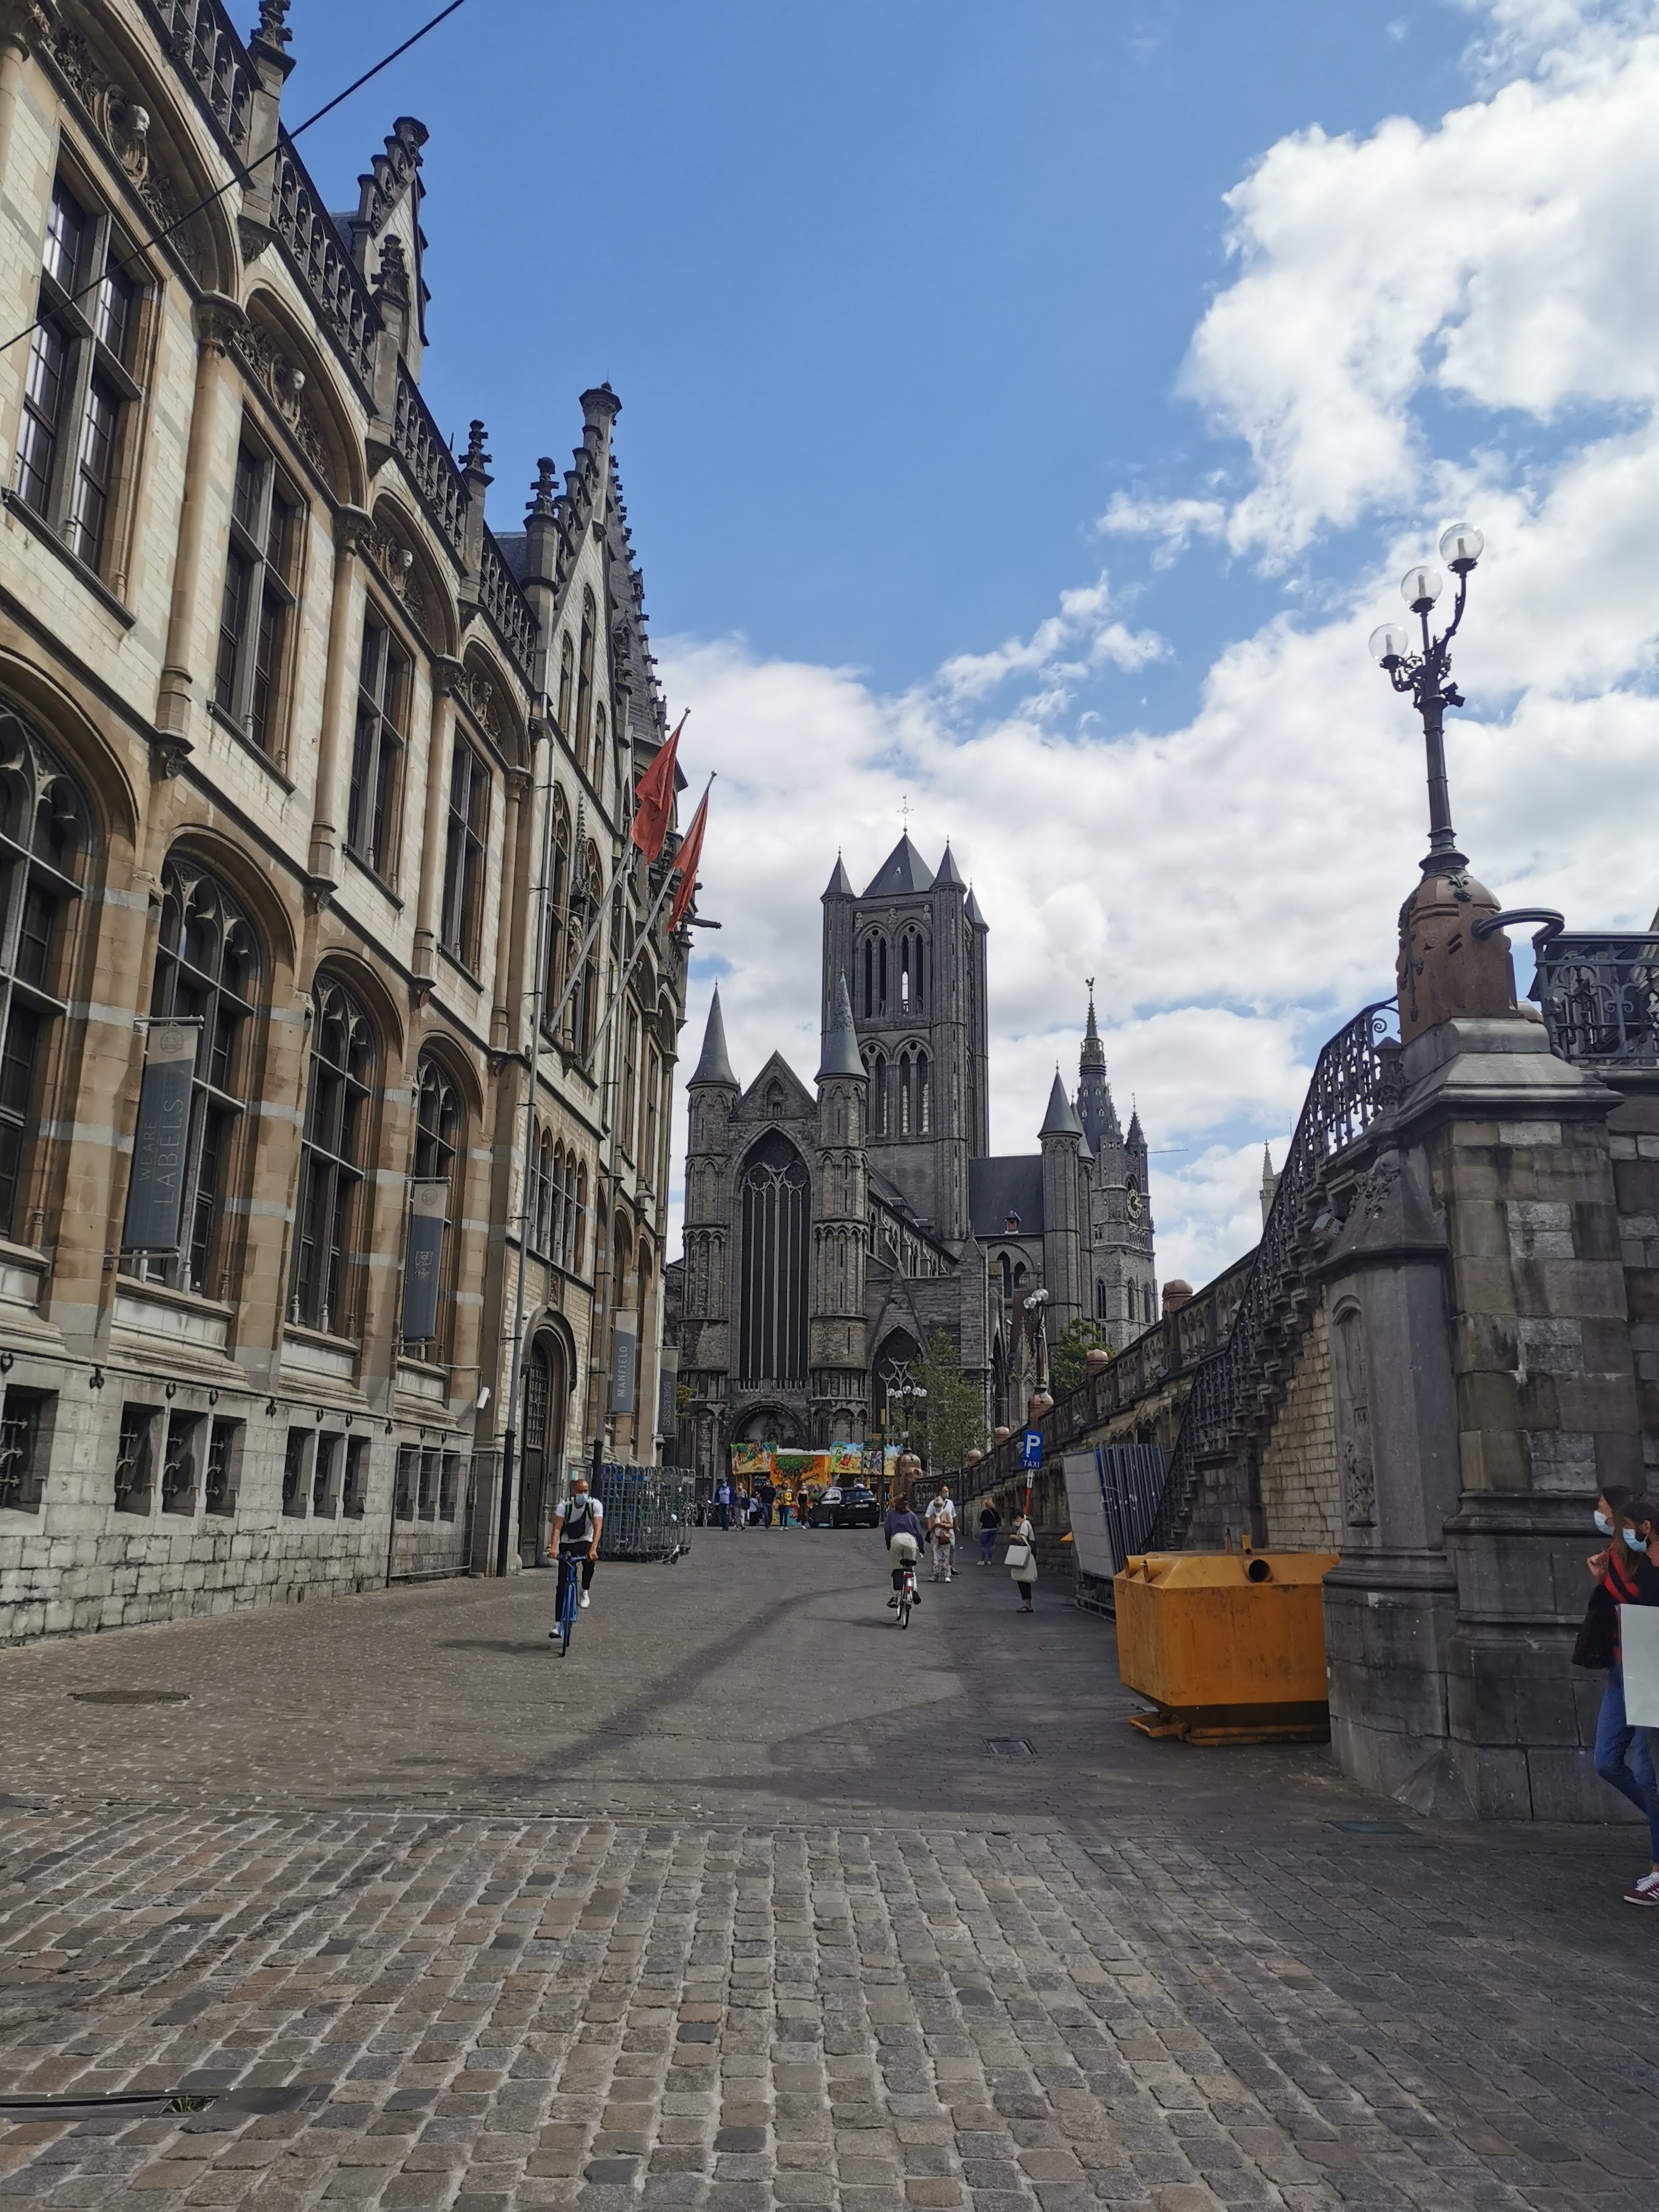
[662,0,1659,1294]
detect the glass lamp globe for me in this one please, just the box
[1401,563,1443,611]
[1369,622,1410,664]
[1439,521,1484,571]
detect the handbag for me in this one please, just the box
[1004,1541,1031,1572]
[1572,1582,1616,1671]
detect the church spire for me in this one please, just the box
[817,973,865,1081]
[689,986,738,1088]
[1075,977,1120,1153]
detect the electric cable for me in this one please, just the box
[0,0,472,360]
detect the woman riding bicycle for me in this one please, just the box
[883,1500,924,1609]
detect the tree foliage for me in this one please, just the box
[1051,1316,1110,1398]
[899,1330,986,1475]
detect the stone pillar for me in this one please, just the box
[412,659,461,994]
[1319,1136,1466,1811]
[307,508,370,888]
[155,298,246,752]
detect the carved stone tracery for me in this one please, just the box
[361,521,431,637]
[45,24,205,276]
[230,321,329,478]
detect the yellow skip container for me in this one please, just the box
[1114,1544,1339,1745]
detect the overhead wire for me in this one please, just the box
[0,0,473,361]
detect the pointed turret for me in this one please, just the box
[1128,1106,1145,1148]
[690,987,738,1089]
[823,853,855,899]
[817,974,865,1081]
[1259,1142,1279,1227]
[1040,1068,1083,1138]
[964,885,987,928]
[934,842,965,889]
[863,833,935,898]
[1076,980,1122,1155]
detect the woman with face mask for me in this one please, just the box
[1584,1487,1659,1903]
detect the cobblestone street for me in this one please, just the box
[2,1534,1657,2211]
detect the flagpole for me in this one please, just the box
[585,773,712,1478]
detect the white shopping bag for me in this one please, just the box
[1621,1604,1659,1725]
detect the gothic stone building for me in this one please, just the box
[673,834,1156,1476]
[0,1,688,1644]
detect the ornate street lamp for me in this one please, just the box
[1369,522,1484,874]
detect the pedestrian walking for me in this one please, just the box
[977,1500,1000,1566]
[926,1483,957,1581]
[716,1476,733,1530]
[1583,1487,1659,1903]
[1006,1509,1037,1612]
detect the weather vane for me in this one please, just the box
[899,794,911,828]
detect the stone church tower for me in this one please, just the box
[672,837,1158,1475]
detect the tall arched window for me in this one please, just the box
[133,856,262,1295]
[899,928,925,1013]
[739,1129,809,1382]
[568,845,601,1054]
[0,707,90,1241]
[557,627,575,739]
[440,736,490,970]
[572,1159,588,1272]
[594,702,607,801]
[898,1047,913,1134]
[411,1053,462,1353]
[1098,1279,1110,1321]
[532,1122,554,1253]
[575,588,596,774]
[540,789,572,1034]
[292,975,376,1335]
[865,1050,887,1137]
[917,1048,930,1133]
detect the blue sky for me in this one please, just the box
[289,1,1659,1286]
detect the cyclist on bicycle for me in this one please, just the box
[926,1483,957,1582]
[883,1499,924,1609]
[549,1471,603,1628]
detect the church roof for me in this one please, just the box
[823,853,856,898]
[817,974,865,1080]
[1040,1069,1084,1139]
[964,886,987,928]
[863,833,936,898]
[689,987,738,1087]
[934,842,966,889]
[969,1156,1044,1239]
[1127,1107,1145,1148]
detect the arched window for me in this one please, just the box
[862,936,874,1021]
[0,708,90,1241]
[898,1048,913,1135]
[739,1130,809,1382]
[540,789,572,1034]
[575,588,596,774]
[569,845,601,1054]
[899,928,925,1014]
[292,975,376,1335]
[572,1161,588,1272]
[557,631,574,742]
[440,736,490,971]
[594,702,607,799]
[866,1051,887,1137]
[1098,1279,1110,1321]
[918,1048,930,1134]
[998,1252,1013,1299]
[532,1122,554,1254]
[132,855,262,1295]
[644,1041,660,1187]
[411,1053,462,1353]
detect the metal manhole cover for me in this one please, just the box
[70,1691,190,1706]
[1328,1818,1409,1835]
[985,1739,1034,1758]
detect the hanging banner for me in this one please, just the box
[611,1310,638,1415]
[401,1180,449,1343]
[656,1346,679,1437]
[121,1022,199,1252]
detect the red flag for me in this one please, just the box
[629,712,685,860]
[668,782,711,931]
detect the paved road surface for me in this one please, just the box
[1,1529,1655,2208]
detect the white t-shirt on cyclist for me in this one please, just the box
[554,1492,604,1547]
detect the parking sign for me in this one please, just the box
[1021,1429,1044,1469]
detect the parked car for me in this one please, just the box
[809,1483,881,1529]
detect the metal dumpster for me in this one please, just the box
[1114,1544,1338,1744]
[592,1464,696,1562]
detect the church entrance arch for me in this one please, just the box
[873,1327,922,1435]
[735,1404,804,1448]
[518,1332,568,1566]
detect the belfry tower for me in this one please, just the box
[820,834,988,1241]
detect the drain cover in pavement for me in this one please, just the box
[1328,1818,1409,1835]
[70,1690,189,1705]
[986,1738,1034,1758]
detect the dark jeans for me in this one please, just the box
[555,1552,595,1615]
[1595,1665,1659,1858]
[718,1503,731,1528]
[978,1529,996,1564]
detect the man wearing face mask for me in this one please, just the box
[1584,1487,1659,1904]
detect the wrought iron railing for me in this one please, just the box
[1144,996,1402,1548]
[1535,934,1659,1070]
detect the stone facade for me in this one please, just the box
[1255,1291,1339,1552]
[674,837,1156,1478]
[0,2,688,1643]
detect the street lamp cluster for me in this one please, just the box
[1369,522,1485,872]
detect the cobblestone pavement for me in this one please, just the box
[2,1534,1657,2210]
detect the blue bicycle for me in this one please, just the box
[552,1552,581,1655]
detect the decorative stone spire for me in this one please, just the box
[817,974,865,1082]
[935,842,966,889]
[1039,1068,1082,1140]
[690,987,738,1090]
[1076,977,1121,1153]
[823,852,855,899]
[253,0,292,52]
[526,456,558,520]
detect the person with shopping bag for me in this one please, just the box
[1005,1507,1037,1612]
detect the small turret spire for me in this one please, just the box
[817,973,865,1081]
[690,987,738,1088]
